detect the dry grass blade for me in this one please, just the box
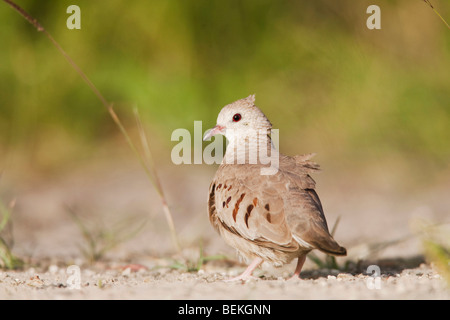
[330,216,341,237]
[423,0,450,29]
[66,205,148,263]
[134,107,180,252]
[2,0,181,252]
[2,0,43,31]
[66,206,98,261]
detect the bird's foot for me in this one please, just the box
[287,273,302,281]
[287,254,306,281]
[222,257,263,282]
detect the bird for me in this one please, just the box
[203,94,346,281]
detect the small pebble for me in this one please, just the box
[26,275,44,288]
[48,265,59,275]
[121,267,131,277]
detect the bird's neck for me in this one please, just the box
[223,129,279,167]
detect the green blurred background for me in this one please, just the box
[0,0,449,186]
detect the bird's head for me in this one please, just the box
[203,95,272,141]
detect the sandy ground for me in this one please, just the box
[0,261,448,300]
[0,155,449,300]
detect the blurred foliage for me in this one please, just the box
[412,218,450,285]
[66,206,147,263]
[423,239,450,286]
[0,0,449,177]
[0,198,23,269]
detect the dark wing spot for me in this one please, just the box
[253,198,258,206]
[216,184,222,190]
[227,185,232,191]
[266,213,272,223]
[232,193,246,222]
[265,203,270,211]
[208,183,216,218]
[222,201,226,208]
[226,196,232,208]
[244,204,254,228]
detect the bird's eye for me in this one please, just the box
[232,113,242,122]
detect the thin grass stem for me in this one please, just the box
[423,0,450,29]
[3,0,181,252]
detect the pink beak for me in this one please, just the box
[203,125,225,141]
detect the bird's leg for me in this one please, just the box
[289,254,306,280]
[224,257,263,282]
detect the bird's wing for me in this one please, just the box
[280,154,347,256]
[208,154,346,256]
[209,163,298,252]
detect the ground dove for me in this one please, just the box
[204,95,346,281]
